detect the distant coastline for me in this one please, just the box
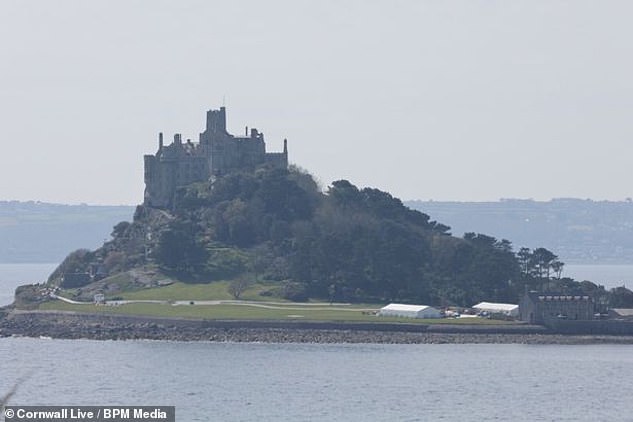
[3,310,633,344]
[407,199,633,264]
[0,201,134,263]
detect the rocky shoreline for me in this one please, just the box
[3,310,633,344]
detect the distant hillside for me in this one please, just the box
[407,199,633,264]
[0,201,135,263]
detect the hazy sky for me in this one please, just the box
[2,0,632,205]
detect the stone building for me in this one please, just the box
[144,107,288,208]
[519,291,594,324]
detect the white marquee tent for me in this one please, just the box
[472,302,519,317]
[379,303,442,319]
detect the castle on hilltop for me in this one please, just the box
[144,107,288,208]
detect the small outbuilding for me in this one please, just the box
[379,303,441,319]
[472,301,519,317]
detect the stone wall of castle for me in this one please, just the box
[144,108,288,208]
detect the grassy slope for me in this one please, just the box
[116,281,272,301]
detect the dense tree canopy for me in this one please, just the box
[49,165,631,307]
[144,167,522,304]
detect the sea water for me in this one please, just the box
[0,263,57,306]
[2,339,633,421]
[564,264,633,290]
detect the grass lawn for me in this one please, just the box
[38,300,513,325]
[116,281,273,302]
[39,301,377,321]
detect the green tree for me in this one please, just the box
[228,279,251,299]
[154,220,208,279]
[610,286,633,308]
[531,247,558,279]
[517,247,532,277]
[551,260,564,279]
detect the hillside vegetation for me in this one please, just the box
[47,166,631,308]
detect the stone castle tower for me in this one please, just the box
[144,107,288,208]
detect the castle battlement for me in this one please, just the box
[144,107,288,208]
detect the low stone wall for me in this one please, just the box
[426,324,548,335]
[546,319,633,335]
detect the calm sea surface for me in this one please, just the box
[2,339,633,421]
[3,264,633,421]
[0,263,57,306]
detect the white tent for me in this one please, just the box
[472,301,519,317]
[379,303,442,319]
